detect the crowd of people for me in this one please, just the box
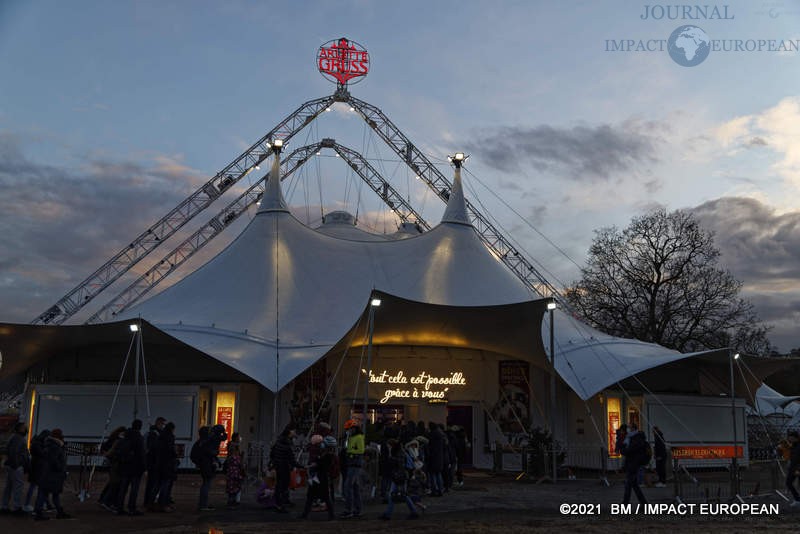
[280,418,470,521]
[0,422,71,520]
[8,413,800,519]
[2,415,472,521]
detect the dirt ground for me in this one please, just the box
[1,470,796,533]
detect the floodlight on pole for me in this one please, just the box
[269,139,284,154]
[371,298,382,307]
[129,324,139,332]
[733,352,740,360]
[447,152,469,169]
[547,300,557,311]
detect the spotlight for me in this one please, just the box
[129,324,139,332]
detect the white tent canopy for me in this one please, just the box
[121,153,733,398]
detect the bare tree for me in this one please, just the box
[566,208,773,355]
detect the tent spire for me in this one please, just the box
[441,152,471,225]
[257,139,289,214]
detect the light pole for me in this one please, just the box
[730,350,740,496]
[362,296,381,434]
[547,299,557,482]
[130,323,140,420]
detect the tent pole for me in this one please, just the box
[730,349,739,496]
[549,306,557,483]
[362,297,377,434]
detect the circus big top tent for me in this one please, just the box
[0,63,788,467]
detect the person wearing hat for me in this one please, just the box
[339,419,364,518]
[299,435,336,520]
[269,426,301,513]
[786,430,800,506]
[34,428,71,520]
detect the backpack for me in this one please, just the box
[190,439,203,466]
[642,441,653,466]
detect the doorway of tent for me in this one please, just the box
[447,405,474,467]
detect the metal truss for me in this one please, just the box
[345,92,558,298]
[85,140,428,324]
[39,85,558,325]
[33,95,336,325]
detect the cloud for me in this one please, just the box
[0,132,206,323]
[690,196,800,351]
[465,118,664,181]
[713,96,800,188]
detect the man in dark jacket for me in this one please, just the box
[653,426,667,487]
[116,419,147,515]
[25,429,50,512]
[194,425,224,511]
[143,416,166,511]
[1,422,29,515]
[270,427,300,513]
[34,428,70,520]
[620,426,648,505]
[786,430,800,506]
[156,422,177,512]
[427,422,445,496]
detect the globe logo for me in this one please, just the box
[668,25,711,67]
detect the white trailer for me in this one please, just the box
[24,384,201,468]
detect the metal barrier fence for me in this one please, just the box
[672,457,789,504]
[502,445,612,484]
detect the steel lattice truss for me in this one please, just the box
[36,87,556,325]
[85,140,429,324]
[33,95,336,325]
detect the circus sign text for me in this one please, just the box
[317,38,370,85]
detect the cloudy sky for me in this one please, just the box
[1,1,799,351]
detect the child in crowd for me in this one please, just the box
[307,434,324,486]
[407,468,428,513]
[225,443,245,508]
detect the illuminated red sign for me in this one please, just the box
[317,38,369,85]
[671,445,743,459]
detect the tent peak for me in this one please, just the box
[257,149,289,214]
[441,166,471,226]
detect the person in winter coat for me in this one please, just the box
[339,420,364,518]
[785,430,800,506]
[99,426,126,511]
[300,435,336,520]
[225,442,245,508]
[116,419,147,515]
[452,426,468,486]
[443,426,457,492]
[653,426,668,487]
[34,428,70,520]
[1,422,30,514]
[192,426,219,511]
[426,422,445,496]
[143,417,166,510]
[156,422,177,512]
[25,429,50,512]
[269,426,300,513]
[378,439,418,520]
[619,426,648,505]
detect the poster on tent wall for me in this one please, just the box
[290,360,330,435]
[487,361,531,448]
